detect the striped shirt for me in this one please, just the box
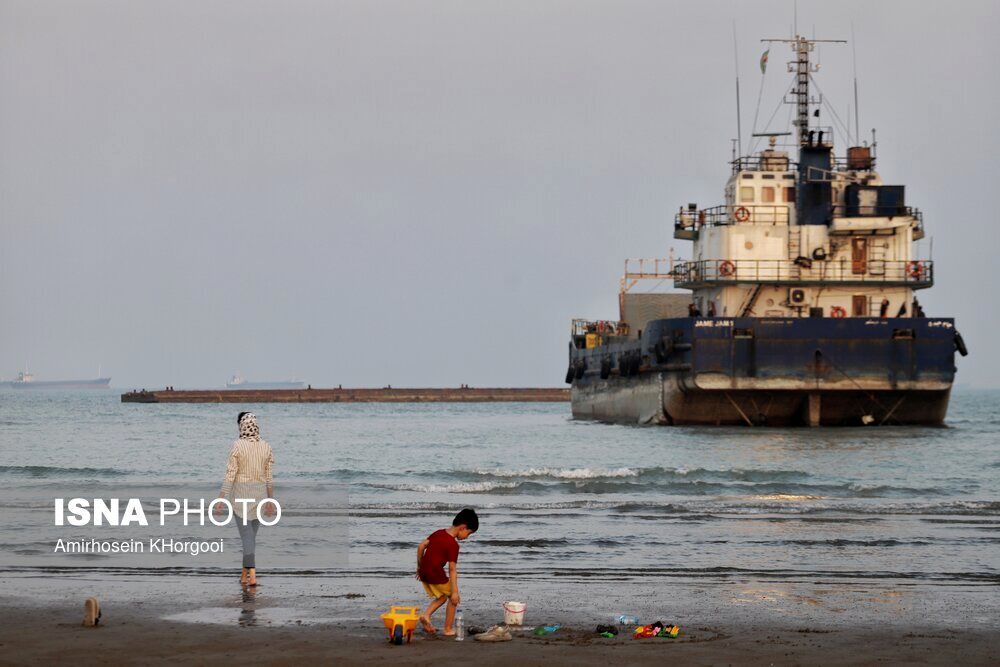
[220,438,274,517]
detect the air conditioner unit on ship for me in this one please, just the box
[788,288,809,305]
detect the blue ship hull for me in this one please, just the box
[569,317,958,426]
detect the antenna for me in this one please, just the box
[761,35,846,145]
[733,21,743,155]
[851,22,861,145]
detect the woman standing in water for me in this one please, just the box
[216,411,274,587]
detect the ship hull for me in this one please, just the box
[568,317,958,426]
[571,373,951,426]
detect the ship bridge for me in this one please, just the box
[669,36,931,319]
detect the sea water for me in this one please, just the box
[1,389,997,617]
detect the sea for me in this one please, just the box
[1,389,998,630]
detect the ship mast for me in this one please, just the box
[762,35,845,145]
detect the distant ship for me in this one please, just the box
[3,371,111,389]
[226,374,306,390]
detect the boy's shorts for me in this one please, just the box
[422,581,452,599]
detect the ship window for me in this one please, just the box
[784,187,795,202]
[741,173,754,179]
[761,187,775,203]
[740,186,754,202]
[761,174,775,179]
[783,174,795,179]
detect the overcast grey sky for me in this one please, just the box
[1,0,997,389]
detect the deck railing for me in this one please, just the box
[675,205,792,233]
[676,204,924,237]
[673,259,933,288]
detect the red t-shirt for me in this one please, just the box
[419,529,459,584]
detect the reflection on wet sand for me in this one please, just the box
[239,585,257,627]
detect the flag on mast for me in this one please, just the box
[760,48,769,74]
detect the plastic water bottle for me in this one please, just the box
[455,608,464,641]
[617,614,639,625]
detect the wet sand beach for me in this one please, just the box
[2,571,998,665]
[5,604,997,666]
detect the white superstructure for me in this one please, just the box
[673,35,930,319]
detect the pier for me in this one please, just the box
[121,387,569,404]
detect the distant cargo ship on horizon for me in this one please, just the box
[226,374,307,390]
[2,371,111,389]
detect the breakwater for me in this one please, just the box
[121,387,569,403]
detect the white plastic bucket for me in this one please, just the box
[503,601,526,626]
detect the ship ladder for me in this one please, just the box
[739,284,764,317]
[788,225,803,280]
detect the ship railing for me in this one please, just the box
[571,318,630,337]
[675,204,792,232]
[623,258,674,280]
[828,155,877,171]
[673,259,934,288]
[731,155,795,173]
[731,153,879,175]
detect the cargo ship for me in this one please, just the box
[3,371,111,389]
[226,374,307,390]
[566,35,967,426]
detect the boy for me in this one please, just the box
[416,508,478,635]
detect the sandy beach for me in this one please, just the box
[3,598,997,665]
[3,569,998,665]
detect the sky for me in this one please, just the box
[1,0,997,389]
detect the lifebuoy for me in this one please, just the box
[597,320,607,333]
[830,306,846,318]
[907,261,924,279]
[719,260,736,277]
[734,206,751,222]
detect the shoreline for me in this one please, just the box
[3,570,999,665]
[3,597,997,665]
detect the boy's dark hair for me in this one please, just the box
[453,508,479,532]
[237,411,249,425]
